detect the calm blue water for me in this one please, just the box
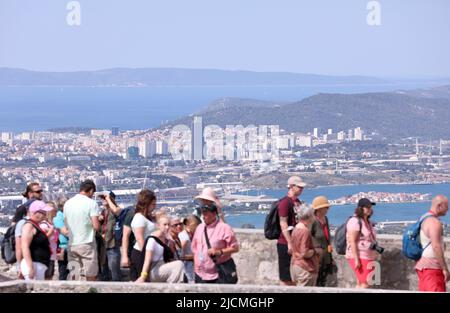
[227,183,450,228]
[0,82,442,132]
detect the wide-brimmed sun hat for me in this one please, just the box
[194,187,217,203]
[312,196,331,210]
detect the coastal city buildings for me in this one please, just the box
[1,120,450,229]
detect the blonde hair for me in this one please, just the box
[156,213,170,225]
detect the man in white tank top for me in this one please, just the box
[415,195,449,292]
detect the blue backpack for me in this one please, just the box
[402,213,433,261]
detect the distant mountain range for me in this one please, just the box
[0,68,388,86]
[162,85,450,139]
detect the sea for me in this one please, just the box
[0,82,443,132]
[226,183,450,228]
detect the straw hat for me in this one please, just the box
[194,187,217,203]
[312,196,331,210]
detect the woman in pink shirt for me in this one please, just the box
[346,198,383,288]
[191,203,239,283]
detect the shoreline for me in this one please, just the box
[246,181,450,193]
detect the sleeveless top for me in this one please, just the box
[26,221,51,267]
[416,214,445,270]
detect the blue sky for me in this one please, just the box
[0,0,449,77]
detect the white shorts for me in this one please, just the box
[20,259,48,281]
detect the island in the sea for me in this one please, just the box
[330,191,432,205]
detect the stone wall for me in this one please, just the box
[0,280,410,293]
[1,229,449,292]
[233,229,450,291]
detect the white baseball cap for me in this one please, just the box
[287,176,307,188]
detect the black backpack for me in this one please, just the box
[264,197,294,240]
[334,216,362,255]
[1,224,17,264]
[141,235,175,264]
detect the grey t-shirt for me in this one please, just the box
[14,218,28,238]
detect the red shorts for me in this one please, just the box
[347,258,376,285]
[416,269,446,292]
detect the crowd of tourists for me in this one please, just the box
[2,177,449,292]
[272,176,449,292]
[5,181,239,284]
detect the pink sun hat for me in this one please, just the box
[29,200,54,214]
[194,187,218,203]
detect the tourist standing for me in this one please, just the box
[310,196,334,286]
[53,196,70,280]
[179,215,201,283]
[130,189,157,281]
[346,198,382,288]
[194,187,226,222]
[64,180,100,281]
[99,191,122,281]
[120,207,136,269]
[14,182,44,279]
[415,195,449,292]
[191,203,239,284]
[20,201,53,281]
[290,204,321,286]
[39,202,58,280]
[277,176,305,286]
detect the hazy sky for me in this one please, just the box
[1,0,449,77]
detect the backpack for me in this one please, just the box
[264,197,294,240]
[402,213,434,261]
[141,235,174,264]
[114,207,133,243]
[1,224,17,264]
[334,216,362,255]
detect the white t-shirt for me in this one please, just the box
[145,237,164,263]
[178,230,192,256]
[64,194,99,246]
[131,213,155,251]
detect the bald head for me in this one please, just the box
[431,195,449,217]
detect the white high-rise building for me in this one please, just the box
[139,139,157,158]
[337,131,346,141]
[191,116,203,160]
[156,140,169,155]
[313,128,320,138]
[354,127,364,141]
[327,129,333,135]
[347,129,354,141]
[20,132,35,141]
[1,132,13,142]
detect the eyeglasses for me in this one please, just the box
[171,223,183,228]
[33,190,43,194]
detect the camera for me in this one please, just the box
[369,241,384,254]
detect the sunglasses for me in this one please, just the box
[33,190,43,194]
[171,223,183,227]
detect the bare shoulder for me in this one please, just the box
[422,216,442,234]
